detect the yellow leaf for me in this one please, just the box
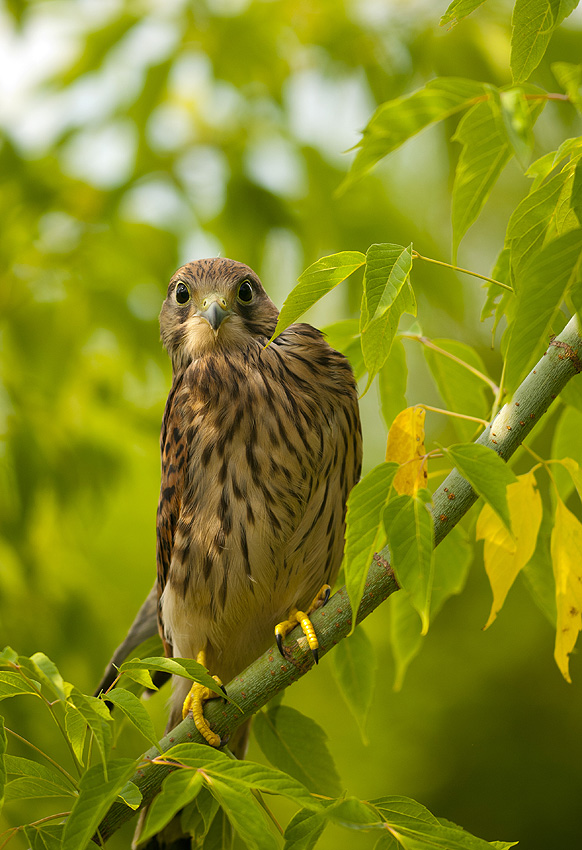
[386,406,427,495]
[476,471,542,629]
[552,498,582,683]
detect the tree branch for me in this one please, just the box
[97,315,582,843]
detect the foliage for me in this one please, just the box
[1,0,582,848]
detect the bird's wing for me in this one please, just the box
[156,374,185,656]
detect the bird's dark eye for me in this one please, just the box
[175,282,190,304]
[237,279,253,304]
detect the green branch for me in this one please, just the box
[97,314,582,843]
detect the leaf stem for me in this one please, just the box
[419,404,489,427]
[5,727,79,788]
[411,251,513,291]
[401,333,499,393]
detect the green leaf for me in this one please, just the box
[269,252,365,342]
[0,671,40,701]
[504,228,582,393]
[361,244,413,328]
[422,338,490,441]
[385,491,434,635]
[552,62,582,111]
[321,319,365,381]
[442,443,518,531]
[67,691,112,771]
[361,272,416,393]
[253,705,342,797]
[104,687,160,749]
[388,592,423,691]
[452,87,544,258]
[343,462,399,631]
[62,759,137,850]
[431,525,472,616]
[499,88,536,167]
[117,779,142,810]
[140,769,204,843]
[22,825,64,850]
[28,652,67,701]
[0,647,18,667]
[378,338,408,430]
[343,78,486,188]
[326,796,383,829]
[440,0,487,26]
[506,139,582,280]
[119,656,227,700]
[65,703,87,766]
[206,776,278,850]
[4,775,77,800]
[0,715,6,814]
[179,785,220,840]
[511,0,579,84]
[284,808,327,850]
[372,796,439,825]
[329,625,376,743]
[162,743,319,810]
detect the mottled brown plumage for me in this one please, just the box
[157,257,362,737]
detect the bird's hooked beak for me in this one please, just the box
[196,294,231,332]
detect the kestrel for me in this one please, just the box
[156,258,362,753]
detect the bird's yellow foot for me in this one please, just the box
[275,584,331,663]
[182,651,225,748]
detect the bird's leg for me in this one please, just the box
[275,584,331,664]
[182,649,225,748]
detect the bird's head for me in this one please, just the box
[160,258,279,369]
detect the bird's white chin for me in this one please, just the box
[182,315,250,360]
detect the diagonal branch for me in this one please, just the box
[96,315,582,843]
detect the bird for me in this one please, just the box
[155,257,362,755]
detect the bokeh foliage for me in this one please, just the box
[1,0,582,848]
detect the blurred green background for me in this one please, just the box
[1,0,582,847]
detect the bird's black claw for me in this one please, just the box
[276,633,285,659]
[322,587,331,607]
[220,683,228,702]
[312,647,319,665]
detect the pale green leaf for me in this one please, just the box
[67,691,112,771]
[269,252,365,342]
[343,462,399,631]
[22,825,64,850]
[284,808,327,850]
[28,653,67,701]
[442,443,518,532]
[0,715,5,814]
[422,338,490,441]
[499,88,535,166]
[385,491,434,635]
[65,703,87,766]
[440,0,487,26]
[117,779,142,810]
[552,62,582,111]
[511,0,579,84]
[321,319,365,381]
[344,78,486,188]
[179,786,220,840]
[253,705,342,797]
[378,338,408,431]
[104,687,160,749]
[388,592,423,691]
[4,775,77,800]
[329,625,376,743]
[551,409,582,503]
[326,796,383,829]
[504,228,582,393]
[62,759,137,850]
[119,656,226,699]
[0,671,40,701]
[372,795,439,825]
[361,278,416,393]
[140,769,203,843]
[361,243,413,328]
